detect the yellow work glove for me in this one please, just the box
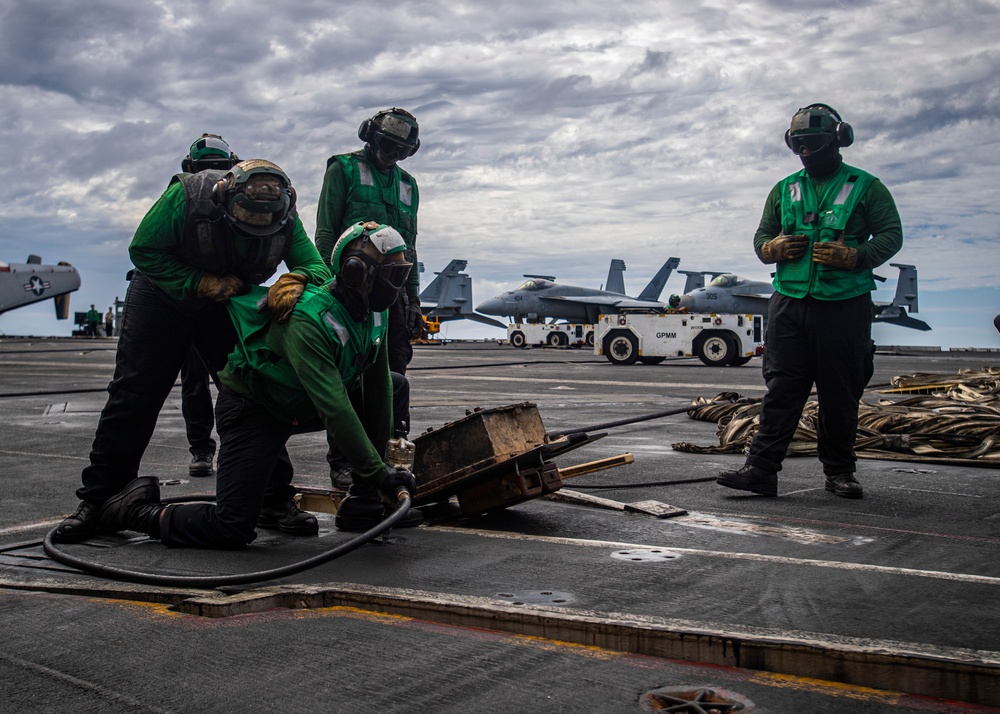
[197,274,244,302]
[759,233,808,264]
[812,235,858,270]
[267,272,308,324]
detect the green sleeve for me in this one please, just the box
[315,161,348,269]
[753,182,784,261]
[851,180,903,270]
[128,182,204,301]
[284,216,333,285]
[280,314,386,481]
[407,176,420,298]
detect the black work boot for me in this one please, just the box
[335,483,423,532]
[98,477,165,537]
[717,464,778,497]
[189,452,214,478]
[53,501,103,543]
[329,464,354,491]
[257,498,319,536]
[825,473,864,499]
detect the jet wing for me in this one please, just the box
[540,295,664,308]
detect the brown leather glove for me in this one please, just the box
[267,272,308,324]
[197,274,244,302]
[759,233,808,264]
[812,235,858,269]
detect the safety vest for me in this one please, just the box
[221,283,387,423]
[774,163,877,300]
[328,151,418,250]
[172,171,292,285]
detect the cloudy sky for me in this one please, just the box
[1,0,998,348]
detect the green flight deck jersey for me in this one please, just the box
[754,162,902,301]
[315,151,420,300]
[129,177,330,302]
[219,283,392,482]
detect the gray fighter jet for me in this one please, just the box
[476,257,680,324]
[0,255,81,320]
[419,259,505,328]
[676,263,931,331]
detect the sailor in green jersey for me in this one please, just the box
[55,160,331,544]
[315,107,423,488]
[717,104,903,500]
[84,305,101,337]
[97,222,420,549]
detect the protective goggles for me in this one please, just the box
[373,133,413,161]
[788,131,835,155]
[374,259,412,290]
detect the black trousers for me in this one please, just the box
[180,346,216,456]
[163,376,408,549]
[76,272,292,504]
[746,292,874,476]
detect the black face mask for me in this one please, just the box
[800,145,843,177]
[368,276,402,312]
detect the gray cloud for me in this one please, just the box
[1,0,998,346]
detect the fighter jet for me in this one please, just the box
[476,257,680,324]
[419,259,505,328]
[676,263,931,331]
[0,255,81,320]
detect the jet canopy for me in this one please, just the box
[516,278,554,291]
[708,274,743,288]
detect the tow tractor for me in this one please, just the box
[506,322,594,349]
[595,310,764,366]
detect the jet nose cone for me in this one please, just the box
[476,297,505,315]
[678,294,696,310]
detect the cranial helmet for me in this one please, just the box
[212,159,296,238]
[182,133,240,173]
[358,108,420,167]
[784,104,854,155]
[331,221,412,311]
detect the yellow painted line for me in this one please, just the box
[751,671,902,704]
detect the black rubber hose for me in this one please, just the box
[42,493,412,588]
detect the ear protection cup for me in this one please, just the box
[785,103,854,150]
[339,255,367,289]
[182,157,193,173]
[358,119,373,143]
[211,177,230,207]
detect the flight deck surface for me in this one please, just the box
[1,338,997,712]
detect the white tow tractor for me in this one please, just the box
[595,311,764,366]
[507,322,595,349]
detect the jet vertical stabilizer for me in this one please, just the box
[420,259,505,328]
[605,259,627,295]
[889,263,919,313]
[637,257,680,301]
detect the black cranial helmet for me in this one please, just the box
[212,159,296,238]
[182,133,240,173]
[359,108,420,168]
[784,104,854,156]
